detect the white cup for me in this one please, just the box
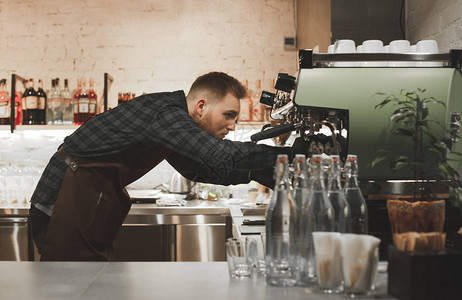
[356,45,363,53]
[417,39,439,53]
[333,39,358,67]
[388,40,412,67]
[416,40,442,67]
[327,44,335,54]
[361,40,385,67]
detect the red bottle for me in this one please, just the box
[73,78,82,125]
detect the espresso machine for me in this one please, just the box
[252,49,462,257]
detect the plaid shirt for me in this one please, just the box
[31,90,290,208]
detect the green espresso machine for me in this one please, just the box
[251,49,462,257]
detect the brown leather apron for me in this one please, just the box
[40,147,172,261]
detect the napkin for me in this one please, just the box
[312,232,343,287]
[340,234,381,293]
[155,194,187,206]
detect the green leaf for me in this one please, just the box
[369,150,393,168]
[391,128,413,136]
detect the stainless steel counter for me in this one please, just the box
[0,261,396,300]
[0,201,265,262]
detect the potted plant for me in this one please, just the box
[370,89,462,238]
[371,89,462,300]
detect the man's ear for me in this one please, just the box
[195,99,207,117]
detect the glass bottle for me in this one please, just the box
[292,154,314,286]
[344,154,368,234]
[23,79,38,125]
[78,78,89,124]
[266,154,299,287]
[117,92,123,105]
[300,155,335,285]
[252,79,263,122]
[292,154,310,211]
[46,79,63,125]
[88,78,97,118]
[0,79,9,125]
[73,78,82,125]
[62,79,73,125]
[54,78,63,124]
[327,155,352,233]
[37,79,47,125]
[238,80,251,122]
[45,79,55,124]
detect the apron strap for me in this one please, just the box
[58,147,79,172]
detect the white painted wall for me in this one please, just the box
[406,0,462,51]
[0,0,297,108]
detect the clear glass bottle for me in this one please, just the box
[266,154,299,287]
[344,154,368,234]
[46,79,63,125]
[292,154,310,211]
[299,155,335,285]
[37,79,47,125]
[292,154,314,286]
[62,79,73,125]
[327,155,352,233]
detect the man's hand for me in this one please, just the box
[250,167,275,189]
[291,137,311,158]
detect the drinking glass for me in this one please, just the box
[341,234,380,297]
[226,238,251,279]
[246,235,266,276]
[312,232,343,293]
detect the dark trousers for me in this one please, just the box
[29,204,50,254]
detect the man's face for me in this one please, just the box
[198,93,240,139]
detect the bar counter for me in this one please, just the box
[0,261,395,299]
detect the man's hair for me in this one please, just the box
[187,72,247,102]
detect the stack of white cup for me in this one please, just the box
[326,39,442,67]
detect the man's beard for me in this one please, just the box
[197,112,214,134]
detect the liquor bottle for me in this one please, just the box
[46,79,63,125]
[266,154,299,287]
[23,79,39,125]
[117,92,123,105]
[77,78,90,124]
[54,78,63,124]
[327,155,352,233]
[62,79,73,125]
[45,79,55,124]
[252,80,264,122]
[88,78,97,118]
[73,78,82,125]
[37,79,47,125]
[238,80,251,122]
[344,154,368,234]
[0,79,9,125]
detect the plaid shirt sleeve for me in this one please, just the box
[148,94,292,182]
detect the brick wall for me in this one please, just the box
[0,0,297,107]
[406,0,462,51]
